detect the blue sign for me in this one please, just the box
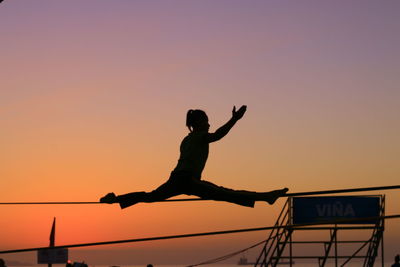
[292,196,381,225]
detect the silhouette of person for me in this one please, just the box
[100,106,288,208]
[0,259,6,267]
[392,254,400,267]
[147,265,153,267]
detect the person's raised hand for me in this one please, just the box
[232,105,247,121]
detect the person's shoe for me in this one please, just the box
[263,188,289,205]
[100,192,117,204]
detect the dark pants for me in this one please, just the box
[117,171,259,209]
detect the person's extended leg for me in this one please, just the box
[185,179,288,207]
[119,180,181,209]
[100,179,180,209]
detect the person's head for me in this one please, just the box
[396,254,400,263]
[186,109,209,132]
[146,265,153,267]
[0,259,5,267]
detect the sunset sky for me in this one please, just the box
[1,0,399,265]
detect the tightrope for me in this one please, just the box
[0,185,399,205]
[1,214,399,254]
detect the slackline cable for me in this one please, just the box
[1,214,399,254]
[186,236,276,267]
[0,184,399,205]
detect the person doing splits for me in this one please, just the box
[100,105,288,209]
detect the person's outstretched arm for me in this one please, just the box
[207,105,246,143]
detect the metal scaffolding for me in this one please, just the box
[255,195,385,267]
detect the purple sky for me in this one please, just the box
[1,1,399,265]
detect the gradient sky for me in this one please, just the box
[1,0,399,265]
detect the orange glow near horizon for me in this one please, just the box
[1,1,400,264]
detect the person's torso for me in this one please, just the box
[173,131,209,179]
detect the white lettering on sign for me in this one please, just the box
[316,201,355,217]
